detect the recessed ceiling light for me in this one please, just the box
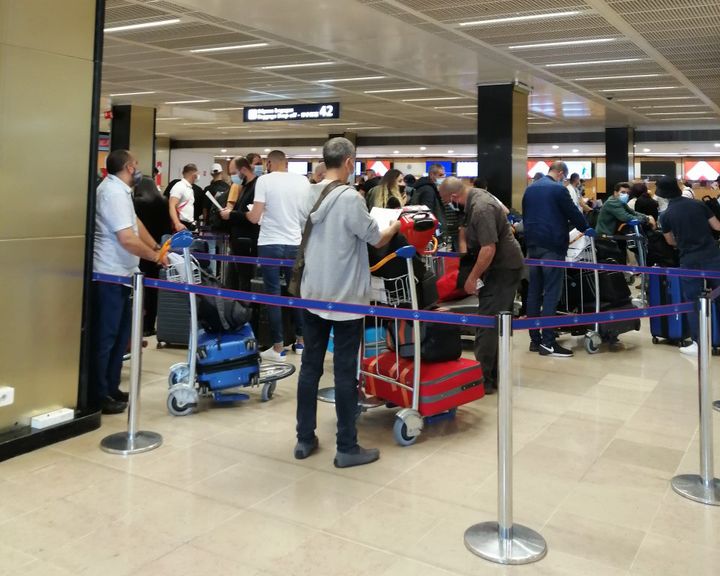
[420,146,427,151]
[393,150,400,154]
[459,11,581,27]
[714,143,720,148]
[509,38,615,50]
[364,87,427,94]
[434,105,476,109]
[633,104,706,109]
[156,117,179,121]
[546,58,642,68]
[599,86,680,92]
[643,148,651,152]
[190,42,268,53]
[402,97,463,102]
[164,99,210,104]
[617,96,697,102]
[448,150,455,154]
[572,149,580,153]
[657,117,716,121]
[105,18,180,33]
[211,107,244,111]
[645,111,710,116]
[317,76,385,83]
[552,145,559,150]
[264,148,271,152]
[182,122,216,125]
[528,121,552,125]
[317,122,358,126]
[311,148,317,152]
[220,148,227,153]
[574,73,663,82]
[260,62,334,70]
[461,112,478,115]
[109,91,155,97]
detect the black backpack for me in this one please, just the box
[197,271,252,333]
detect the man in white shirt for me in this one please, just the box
[246,150,313,361]
[566,172,581,208]
[294,137,400,467]
[92,149,168,414]
[168,163,198,232]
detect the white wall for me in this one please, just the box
[169,149,217,188]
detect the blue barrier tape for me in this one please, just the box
[93,273,697,331]
[191,252,295,267]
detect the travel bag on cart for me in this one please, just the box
[362,352,484,416]
[196,324,260,390]
[385,319,462,362]
[597,302,641,339]
[648,273,690,345]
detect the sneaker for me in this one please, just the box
[260,347,286,363]
[529,341,540,353]
[294,437,319,460]
[292,342,304,354]
[680,341,698,356]
[539,343,574,358]
[334,445,380,468]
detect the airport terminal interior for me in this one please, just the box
[2,0,720,575]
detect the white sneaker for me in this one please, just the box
[680,341,698,356]
[261,347,286,363]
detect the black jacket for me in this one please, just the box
[134,178,172,243]
[634,193,659,222]
[228,177,260,242]
[408,177,446,227]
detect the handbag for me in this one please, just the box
[385,318,462,362]
[287,180,345,296]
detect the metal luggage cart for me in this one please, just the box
[163,232,295,416]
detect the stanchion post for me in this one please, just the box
[464,312,547,565]
[101,272,163,455]
[671,292,720,504]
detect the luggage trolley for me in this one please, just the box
[358,245,485,446]
[163,232,295,416]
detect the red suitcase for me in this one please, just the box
[362,352,485,417]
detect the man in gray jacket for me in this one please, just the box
[295,137,400,468]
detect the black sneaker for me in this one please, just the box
[294,437,319,460]
[334,446,380,468]
[529,341,540,353]
[101,396,127,415]
[539,343,574,358]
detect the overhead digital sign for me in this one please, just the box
[243,102,340,122]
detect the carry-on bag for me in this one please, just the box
[649,273,690,345]
[385,319,462,362]
[196,324,260,390]
[362,352,484,416]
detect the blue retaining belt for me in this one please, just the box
[93,273,696,332]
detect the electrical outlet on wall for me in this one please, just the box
[0,386,15,407]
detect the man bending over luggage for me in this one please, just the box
[92,150,169,414]
[445,178,524,394]
[294,137,400,468]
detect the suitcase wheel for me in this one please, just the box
[167,384,198,417]
[393,410,423,447]
[652,337,659,345]
[261,381,277,402]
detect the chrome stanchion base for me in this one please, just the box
[671,474,720,506]
[100,431,163,456]
[464,522,547,565]
[713,400,720,412]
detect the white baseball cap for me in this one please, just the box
[211,162,223,174]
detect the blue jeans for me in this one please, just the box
[90,282,132,402]
[680,255,720,342]
[296,310,363,452]
[258,244,303,345]
[527,246,565,346]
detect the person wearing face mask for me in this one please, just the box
[226,152,263,210]
[407,163,447,230]
[294,137,401,467]
[596,182,655,238]
[168,164,199,232]
[219,156,261,291]
[92,149,169,415]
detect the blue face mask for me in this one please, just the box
[254,165,264,177]
[436,177,446,186]
[619,192,629,204]
[230,174,242,185]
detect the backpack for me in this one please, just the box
[198,285,252,333]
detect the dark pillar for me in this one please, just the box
[605,127,635,195]
[477,84,528,209]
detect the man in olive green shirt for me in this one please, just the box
[597,182,656,236]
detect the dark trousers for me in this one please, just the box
[139,260,159,333]
[90,282,132,403]
[680,255,720,342]
[527,247,565,346]
[226,237,257,292]
[474,268,523,389]
[296,310,363,452]
[258,244,303,345]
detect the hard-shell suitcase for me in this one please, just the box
[156,266,191,347]
[362,352,484,417]
[649,273,690,345]
[196,324,260,390]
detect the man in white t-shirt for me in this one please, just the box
[168,163,198,231]
[93,149,168,415]
[245,150,313,361]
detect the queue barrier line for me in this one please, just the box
[92,273,696,332]
[189,250,720,281]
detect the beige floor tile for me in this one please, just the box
[513,440,600,482]
[3,560,74,576]
[542,510,645,571]
[583,382,652,406]
[0,543,37,574]
[46,522,179,576]
[191,510,320,572]
[613,426,692,452]
[631,532,720,576]
[378,557,460,576]
[600,438,685,476]
[650,490,720,550]
[580,456,671,498]
[269,531,399,576]
[251,470,382,529]
[132,544,263,576]
[531,414,622,456]
[567,396,640,421]
[623,406,698,440]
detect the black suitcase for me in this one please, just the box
[598,270,632,308]
[598,302,641,340]
[156,267,191,347]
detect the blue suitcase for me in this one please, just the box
[649,273,690,346]
[196,324,260,391]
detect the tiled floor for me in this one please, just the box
[1,326,720,576]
